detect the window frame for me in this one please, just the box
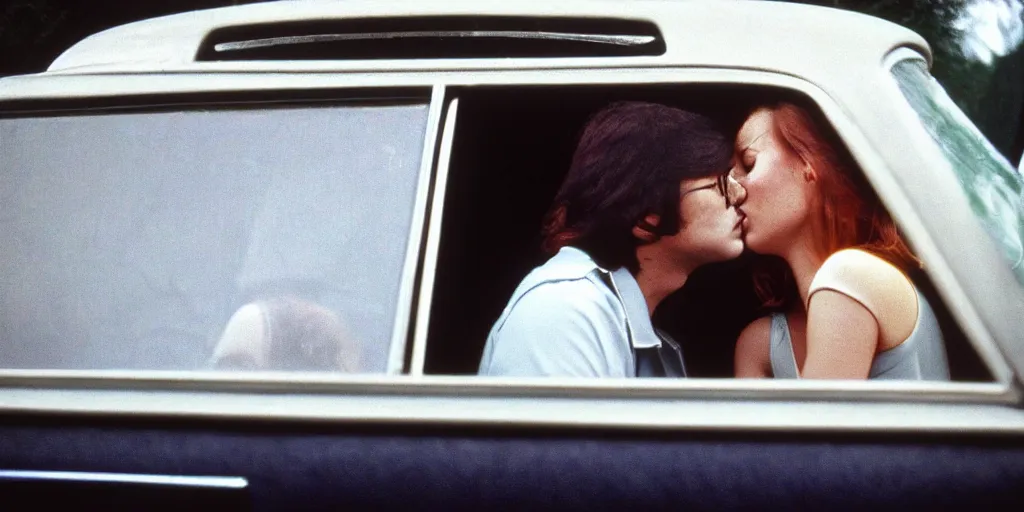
[406,67,1017,389]
[0,87,441,376]
[882,47,1024,385]
[0,66,1021,434]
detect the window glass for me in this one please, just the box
[892,59,1024,285]
[0,102,429,372]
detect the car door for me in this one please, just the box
[2,3,1024,511]
[3,82,1023,512]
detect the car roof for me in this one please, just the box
[42,0,930,76]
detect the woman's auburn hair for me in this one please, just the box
[751,102,920,308]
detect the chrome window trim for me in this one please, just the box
[0,470,247,489]
[0,369,1010,401]
[386,85,447,374]
[408,97,459,376]
[0,371,1019,431]
[212,31,657,53]
[882,46,929,69]
[0,376,1021,434]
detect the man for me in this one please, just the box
[478,101,746,378]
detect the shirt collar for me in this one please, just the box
[548,246,662,350]
[606,266,662,350]
[547,245,596,268]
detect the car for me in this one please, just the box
[1,0,1022,509]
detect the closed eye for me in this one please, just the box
[742,150,757,170]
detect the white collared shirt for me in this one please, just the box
[478,246,670,377]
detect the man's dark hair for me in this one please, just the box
[541,101,733,273]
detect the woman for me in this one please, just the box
[732,102,949,380]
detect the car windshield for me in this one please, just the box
[0,102,429,373]
[891,58,1024,285]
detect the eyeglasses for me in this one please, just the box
[681,173,745,208]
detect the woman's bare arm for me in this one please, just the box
[801,249,916,379]
[802,289,877,379]
[735,316,772,378]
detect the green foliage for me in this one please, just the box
[783,0,1022,162]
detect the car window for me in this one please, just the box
[891,58,1024,285]
[0,102,429,373]
[423,84,992,382]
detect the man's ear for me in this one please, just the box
[632,214,661,243]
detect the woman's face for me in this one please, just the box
[733,109,816,256]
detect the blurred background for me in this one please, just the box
[1,0,1022,164]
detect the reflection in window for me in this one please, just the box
[210,296,360,372]
[951,0,1024,65]
[892,58,1024,283]
[0,103,429,372]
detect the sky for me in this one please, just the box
[955,0,1024,64]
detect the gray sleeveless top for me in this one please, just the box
[769,288,951,380]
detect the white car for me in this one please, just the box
[0,1,1022,508]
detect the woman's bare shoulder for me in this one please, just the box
[813,248,918,343]
[738,315,773,342]
[816,248,911,294]
[820,248,900,277]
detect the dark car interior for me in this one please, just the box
[423,84,991,381]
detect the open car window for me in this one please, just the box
[0,102,430,373]
[421,83,995,383]
[891,58,1024,285]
